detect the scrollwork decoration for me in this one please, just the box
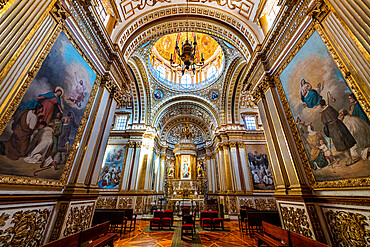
[0,209,51,247]
[326,210,370,246]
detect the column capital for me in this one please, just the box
[238,142,245,148]
[229,142,237,148]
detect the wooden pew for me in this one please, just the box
[80,221,117,247]
[41,232,80,247]
[92,209,127,235]
[245,211,281,235]
[290,231,330,247]
[255,221,289,247]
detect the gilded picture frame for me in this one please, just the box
[0,22,100,187]
[97,143,128,191]
[274,20,370,189]
[245,143,276,192]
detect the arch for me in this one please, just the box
[128,55,152,123]
[112,4,263,61]
[152,95,220,127]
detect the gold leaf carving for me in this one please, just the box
[0,209,51,246]
[63,204,93,237]
[280,206,313,238]
[326,210,370,246]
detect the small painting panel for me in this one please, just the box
[0,31,96,180]
[279,31,370,182]
[246,145,275,190]
[98,145,125,189]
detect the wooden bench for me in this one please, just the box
[80,221,117,247]
[92,209,130,235]
[41,232,80,247]
[255,221,289,247]
[290,231,330,247]
[41,223,117,247]
[245,211,281,235]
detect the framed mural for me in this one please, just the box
[98,144,126,189]
[277,26,370,188]
[0,26,98,186]
[246,145,275,190]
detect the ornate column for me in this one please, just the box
[121,142,135,191]
[158,154,166,193]
[205,155,213,193]
[229,142,242,192]
[129,142,142,190]
[191,155,196,179]
[211,154,218,193]
[237,142,253,191]
[217,146,226,192]
[253,80,290,194]
[222,144,234,192]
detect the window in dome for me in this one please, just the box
[181,74,192,88]
[207,66,217,80]
[157,66,165,81]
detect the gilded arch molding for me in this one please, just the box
[112,5,263,61]
[128,55,151,123]
[152,96,220,127]
[160,115,213,140]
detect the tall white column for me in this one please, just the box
[121,142,135,191]
[130,143,141,190]
[159,155,166,193]
[229,143,242,191]
[238,143,253,191]
[206,156,213,192]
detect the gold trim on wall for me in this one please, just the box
[0,21,100,187]
[274,20,370,189]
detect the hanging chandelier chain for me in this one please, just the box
[169,0,204,75]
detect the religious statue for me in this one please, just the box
[168,160,174,178]
[182,122,192,139]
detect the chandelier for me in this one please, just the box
[169,1,204,75]
[170,34,204,75]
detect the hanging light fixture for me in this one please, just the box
[169,0,204,75]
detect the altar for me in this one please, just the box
[164,123,207,212]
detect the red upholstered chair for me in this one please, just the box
[163,210,174,226]
[150,211,164,230]
[181,215,194,239]
[200,211,213,230]
[182,206,190,216]
[161,217,172,230]
[213,218,224,230]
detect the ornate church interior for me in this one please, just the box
[0,0,369,246]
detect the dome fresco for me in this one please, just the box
[150,32,224,90]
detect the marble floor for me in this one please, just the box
[114,220,258,247]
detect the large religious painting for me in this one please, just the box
[98,145,125,189]
[279,31,370,183]
[181,155,191,179]
[246,145,275,190]
[0,31,96,181]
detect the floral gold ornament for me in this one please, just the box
[326,210,370,246]
[0,209,51,246]
[280,206,313,238]
[63,204,94,237]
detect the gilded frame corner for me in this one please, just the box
[274,20,370,189]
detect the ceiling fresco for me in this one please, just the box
[153,32,222,64]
